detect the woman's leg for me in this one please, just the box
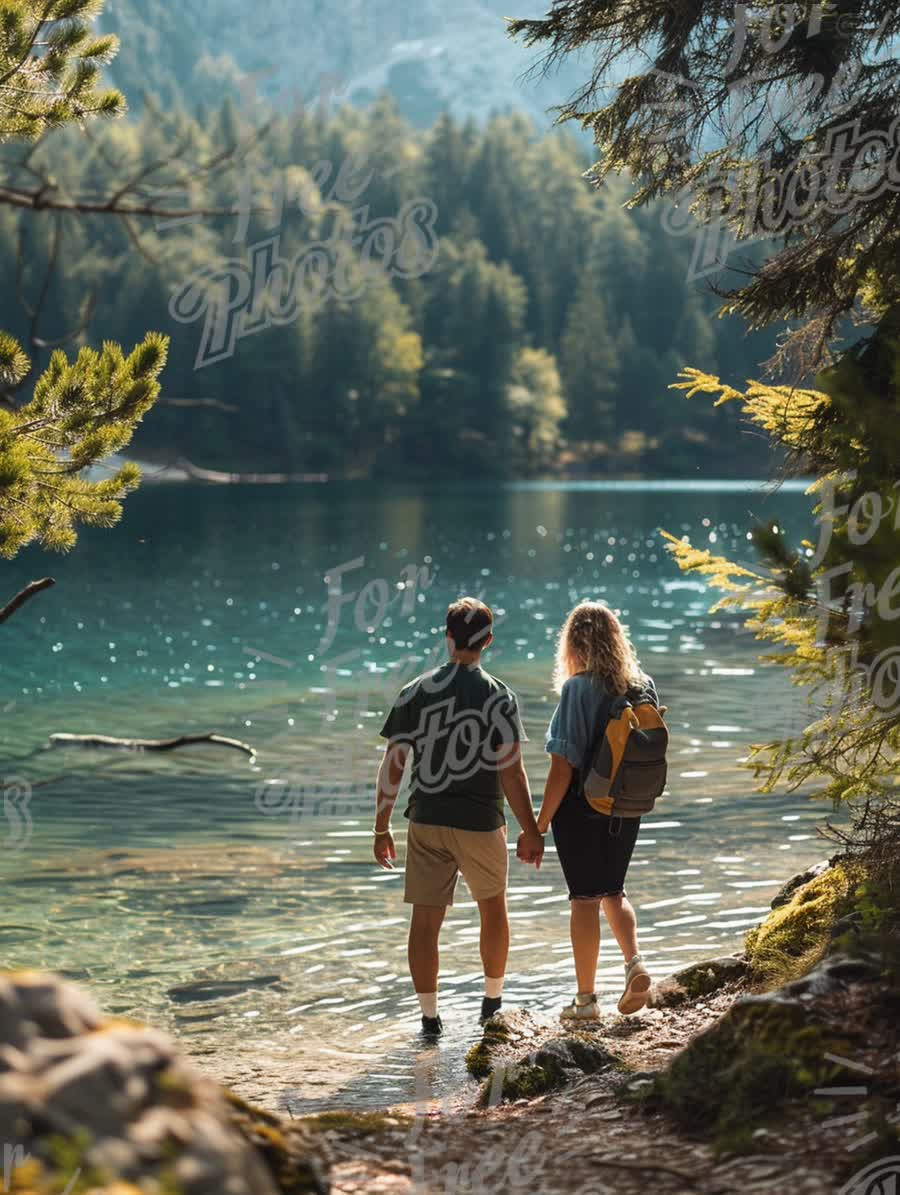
[570,898,602,992]
[600,893,640,961]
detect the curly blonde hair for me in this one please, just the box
[553,601,646,695]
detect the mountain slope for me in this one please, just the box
[101,0,592,127]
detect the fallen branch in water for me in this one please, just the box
[0,577,56,624]
[47,732,256,757]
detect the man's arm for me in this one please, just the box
[497,742,544,866]
[373,741,409,869]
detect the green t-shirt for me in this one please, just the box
[379,661,527,831]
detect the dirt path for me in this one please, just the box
[300,988,853,1194]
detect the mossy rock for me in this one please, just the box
[770,860,832,908]
[745,861,856,987]
[647,993,855,1151]
[226,1092,329,1193]
[478,1036,618,1106]
[651,955,748,1007]
[465,1014,513,1078]
[479,1061,562,1105]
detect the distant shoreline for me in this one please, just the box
[92,455,813,491]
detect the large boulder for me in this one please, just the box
[0,971,325,1194]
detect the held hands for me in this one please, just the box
[373,831,396,870]
[516,828,544,869]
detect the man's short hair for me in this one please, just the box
[446,597,494,652]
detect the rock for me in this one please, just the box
[650,955,749,1008]
[771,860,832,908]
[650,986,859,1148]
[464,1009,545,1079]
[167,975,283,1004]
[0,970,324,1194]
[780,952,881,999]
[829,911,863,941]
[479,1035,619,1105]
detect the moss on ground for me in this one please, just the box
[644,847,900,1153]
[745,862,856,987]
[298,1109,410,1138]
[644,995,854,1152]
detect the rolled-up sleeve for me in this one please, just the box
[544,678,591,769]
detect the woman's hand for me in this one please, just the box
[517,828,544,867]
[373,831,396,870]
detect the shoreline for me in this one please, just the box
[1,850,896,1194]
[92,455,814,490]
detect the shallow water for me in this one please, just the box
[0,479,826,1110]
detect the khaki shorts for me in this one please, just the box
[404,822,508,906]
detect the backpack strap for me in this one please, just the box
[585,701,637,815]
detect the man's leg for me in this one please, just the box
[408,903,446,1014]
[477,891,510,982]
[457,826,510,1017]
[570,898,602,994]
[600,893,639,961]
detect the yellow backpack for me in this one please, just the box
[583,695,669,817]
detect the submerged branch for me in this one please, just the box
[47,732,256,757]
[0,576,56,623]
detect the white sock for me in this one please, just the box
[575,992,595,1006]
[484,976,504,1000]
[417,992,438,1018]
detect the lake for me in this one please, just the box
[0,479,824,1111]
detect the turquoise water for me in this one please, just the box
[0,479,824,1110]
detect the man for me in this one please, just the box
[373,597,544,1037]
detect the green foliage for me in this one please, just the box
[661,294,900,816]
[0,333,168,557]
[508,1,900,364]
[0,0,125,143]
[0,0,171,578]
[1,99,777,479]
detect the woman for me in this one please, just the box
[528,601,658,1020]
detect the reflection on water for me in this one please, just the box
[0,480,824,1110]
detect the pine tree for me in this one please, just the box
[510,0,900,836]
[0,1,168,608]
[559,256,619,443]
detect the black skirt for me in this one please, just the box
[551,784,641,900]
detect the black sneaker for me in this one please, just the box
[480,996,502,1023]
[421,1014,443,1038]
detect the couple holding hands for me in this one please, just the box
[373,597,657,1036]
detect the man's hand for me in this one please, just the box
[374,831,396,870]
[516,828,544,868]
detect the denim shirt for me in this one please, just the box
[545,672,659,775]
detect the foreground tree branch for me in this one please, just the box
[0,576,55,623]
